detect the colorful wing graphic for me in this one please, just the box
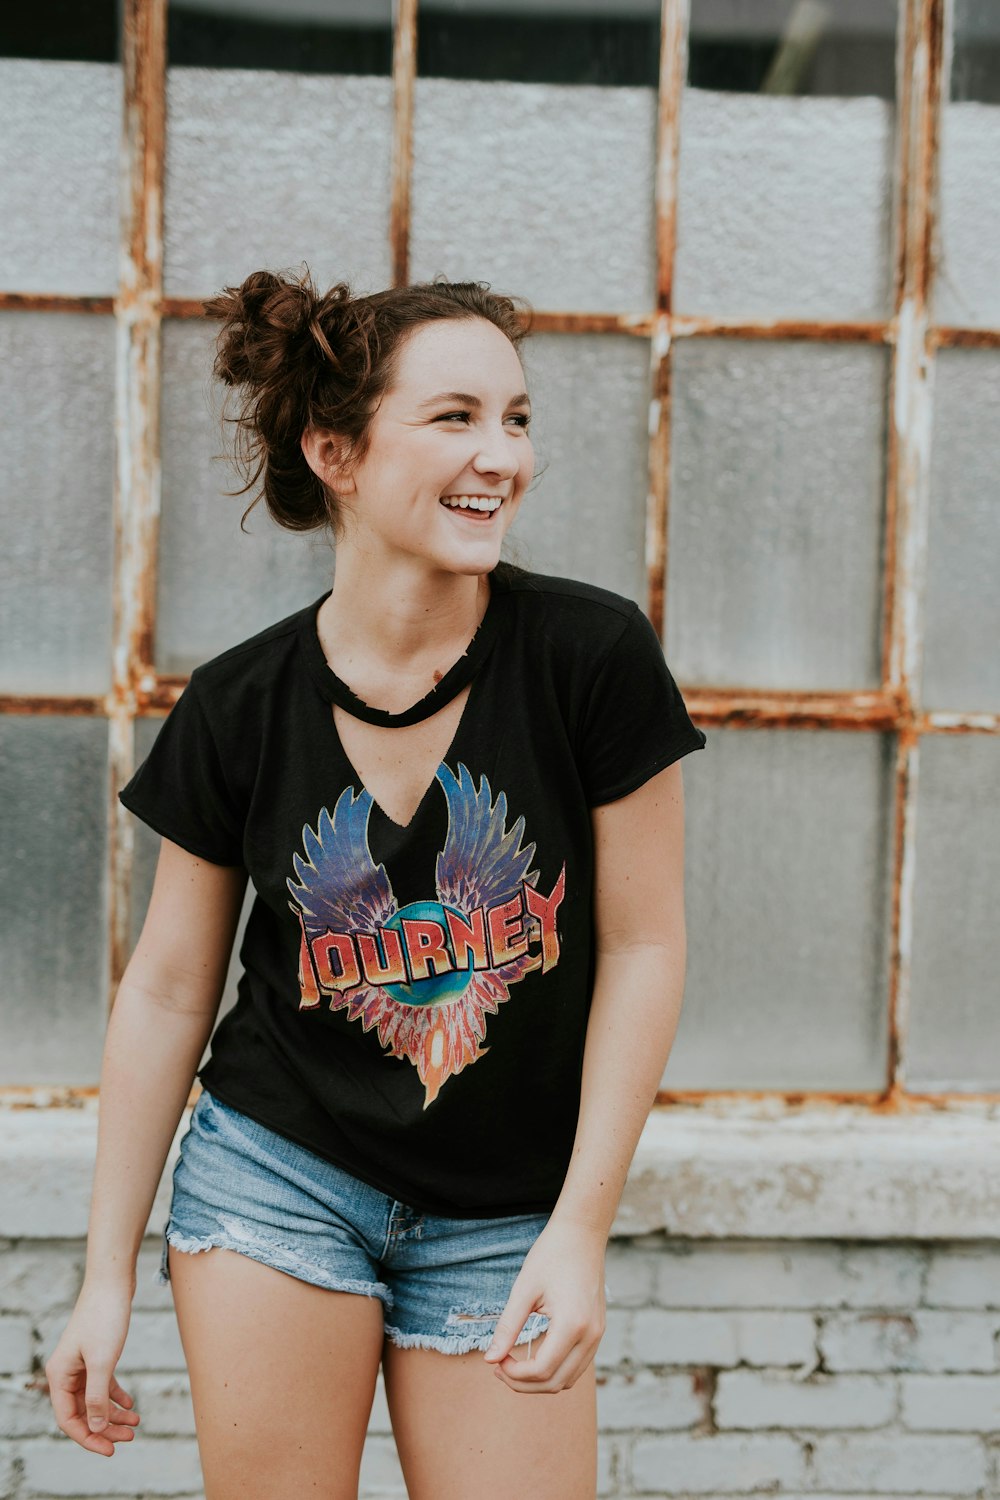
[287,764,565,1110]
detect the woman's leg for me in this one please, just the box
[381,1330,598,1500]
[168,1243,385,1500]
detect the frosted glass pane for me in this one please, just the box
[666,339,887,690]
[935,0,1000,327]
[675,91,895,320]
[0,716,108,1084]
[936,108,1000,327]
[508,334,649,602]
[128,713,256,1048]
[156,319,337,673]
[163,69,394,299]
[908,734,1000,1091]
[0,60,120,295]
[669,727,895,1091]
[410,78,656,314]
[922,350,1000,713]
[0,312,116,694]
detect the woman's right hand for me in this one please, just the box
[44,1280,142,1457]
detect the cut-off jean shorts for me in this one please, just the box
[157,1088,558,1355]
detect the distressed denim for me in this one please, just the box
[157,1087,558,1354]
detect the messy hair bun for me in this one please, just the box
[202,263,532,540]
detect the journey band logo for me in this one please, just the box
[287,762,566,1108]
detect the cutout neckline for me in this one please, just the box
[297,571,510,727]
[330,678,475,831]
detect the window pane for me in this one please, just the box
[417,0,660,87]
[676,0,897,320]
[410,79,656,314]
[671,727,895,1091]
[922,349,1000,714]
[935,0,1000,328]
[0,60,121,294]
[508,333,650,604]
[163,68,394,299]
[666,339,888,691]
[0,312,116,695]
[0,716,109,1084]
[167,0,392,75]
[908,734,1000,1091]
[155,318,335,674]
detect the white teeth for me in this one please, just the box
[439,495,502,512]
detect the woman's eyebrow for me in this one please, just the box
[417,390,532,409]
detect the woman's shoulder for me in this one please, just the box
[497,564,641,657]
[186,592,321,700]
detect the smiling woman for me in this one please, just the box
[44,263,706,1499]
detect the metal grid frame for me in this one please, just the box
[2,0,997,1111]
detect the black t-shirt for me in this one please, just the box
[118,566,707,1217]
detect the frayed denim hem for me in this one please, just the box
[383,1308,550,1355]
[157,1223,393,1307]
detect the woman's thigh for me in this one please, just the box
[168,1242,385,1500]
[381,1330,597,1500]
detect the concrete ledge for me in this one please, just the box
[2,1102,1000,1241]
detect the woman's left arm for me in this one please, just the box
[485,758,690,1391]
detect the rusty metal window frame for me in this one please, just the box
[2,0,995,1113]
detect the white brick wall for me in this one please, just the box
[3,1233,1000,1498]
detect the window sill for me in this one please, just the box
[2,1101,999,1241]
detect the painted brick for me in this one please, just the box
[604,1242,658,1307]
[126,1372,196,1437]
[358,1433,408,1495]
[0,1315,33,1374]
[19,1434,203,1494]
[597,1370,701,1431]
[0,1372,62,1438]
[631,1308,740,1367]
[821,1309,996,1372]
[630,1431,806,1493]
[596,1433,620,1497]
[715,1368,897,1429]
[367,1371,392,1435]
[808,1433,987,1493]
[36,1308,186,1379]
[632,1308,818,1370]
[900,1372,1000,1431]
[655,1241,923,1311]
[595,1307,631,1367]
[0,1243,82,1314]
[130,1237,176,1312]
[924,1246,1000,1310]
[732,1309,819,1367]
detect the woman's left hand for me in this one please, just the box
[483,1215,607,1393]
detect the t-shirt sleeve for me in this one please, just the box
[117,672,246,866]
[576,604,707,807]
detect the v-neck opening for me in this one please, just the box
[330,674,479,831]
[297,570,510,727]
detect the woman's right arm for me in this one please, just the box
[44,838,248,1458]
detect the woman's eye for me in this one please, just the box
[437,411,531,428]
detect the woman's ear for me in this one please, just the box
[301,425,356,494]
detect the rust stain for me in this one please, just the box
[109,0,168,1003]
[389,0,417,288]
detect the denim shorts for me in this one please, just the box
[157,1087,557,1355]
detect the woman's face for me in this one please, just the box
[329,316,534,578]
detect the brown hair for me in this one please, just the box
[203,264,534,546]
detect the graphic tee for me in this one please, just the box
[118,566,707,1217]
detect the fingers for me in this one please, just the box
[46,1361,140,1455]
[483,1297,538,1365]
[494,1324,601,1394]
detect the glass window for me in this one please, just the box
[675,0,898,320]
